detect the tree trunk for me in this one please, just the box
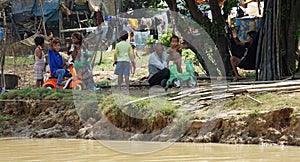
[208,0,232,77]
[286,0,298,72]
[257,0,299,80]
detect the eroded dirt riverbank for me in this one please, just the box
[0,89,299,146]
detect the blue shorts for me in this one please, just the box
[114,61,130,76]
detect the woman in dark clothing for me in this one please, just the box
[230,30,257,82]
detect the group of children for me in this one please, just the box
[33,31,95,90]
[33,30,183,90]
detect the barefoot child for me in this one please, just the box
[48,32,68,88]
[34,35,46,87]
[130,42,140,76]
[113,30,134,90]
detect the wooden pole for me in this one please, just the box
[266,0,272,80]
[76,11,82,29]
[1,9,7,88]
[38,0,47,35]
[35,16,37,33]
[59,8,63,40]
[8,13,21,41]
[275,0,281,79]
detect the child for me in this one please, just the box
[130,42,140,76]
[71,32,96,90]
[166,35,183,73]
[114,30,134,90]
[48,32,68,88]
[33,35,46,87]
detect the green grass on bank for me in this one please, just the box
[0,88,179,119]
[223,92,300,114]
[4,56,35,65]
[100,93,179,119]
[1,88,300,121]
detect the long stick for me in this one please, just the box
[38,0,47,35]
[246,94,263,104]
[276,0,281,79]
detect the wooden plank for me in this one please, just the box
[60,27,96,33]
[177,87,204,95]
[247,85,300,93]
[195,93,235,102]
[226,80,300,93]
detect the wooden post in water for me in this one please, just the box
[38,0,47,35]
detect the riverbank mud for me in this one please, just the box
[1,95,299,146]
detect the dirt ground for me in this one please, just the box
[2,49,150,90]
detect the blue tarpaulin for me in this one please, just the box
[0,28,3,41]
[11,0,59,22]
[32,0,60,22]
[236,16,262,42]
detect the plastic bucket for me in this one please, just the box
[0,74,19,89]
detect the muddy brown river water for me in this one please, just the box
[0,138,299,161]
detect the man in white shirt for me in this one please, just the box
[148,40,170,87]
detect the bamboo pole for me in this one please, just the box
[266,0,272,80]
[37,0,47,35]
[271,0,276,79]
[59,8,63,40]
[276,0,281,79]
[76,11,82,29]
[255,14,264,80]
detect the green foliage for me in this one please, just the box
[159,32,172,47]
[146,37,156,46]
[249,109,260,117]
[121,0,166,12]
[182,49,198,63]
[0,111,11,121]
[100,94,178,119]
[146,31,172,47]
